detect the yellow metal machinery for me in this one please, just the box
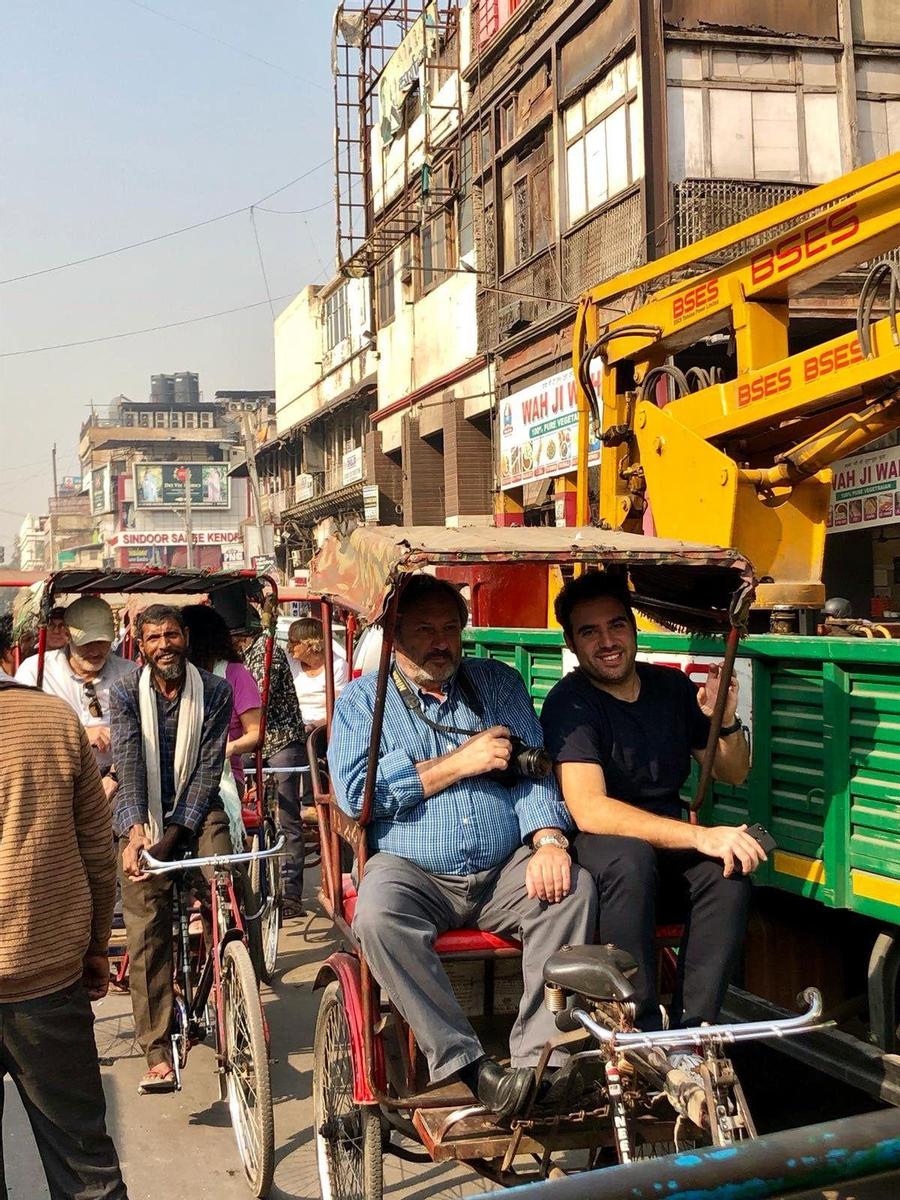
[573,153,900,611]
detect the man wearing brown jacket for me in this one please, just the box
[0,677,128,1199]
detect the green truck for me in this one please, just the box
[464,625,900,1103]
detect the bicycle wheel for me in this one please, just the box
[221,940,275,1197]
[313,979,383,1200]
[258,818,282,984]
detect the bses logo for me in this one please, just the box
[750,204,859,286]
[673,279,719,324]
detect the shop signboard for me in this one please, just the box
[827,443,900,534]
[59,475,83,496]
[222,545,245,568]
[296,474,316,502]
[90,466,112,515]
[133,462,230,509]
[342,446,364,485]
[363,484,380,523]
[499,359,603,491]
[108,530,243,548]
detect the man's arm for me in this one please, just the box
[72,725,117,960]
[168,681,231,832]
[557,760,766,877]
[109,679,149,834]
[693,662,750,786]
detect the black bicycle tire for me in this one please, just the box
[221,939,275,1197]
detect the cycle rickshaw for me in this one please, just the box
[6,566,288,1196]
[303,525,828,1196]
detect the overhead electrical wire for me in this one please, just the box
[0,159,332,287]
[0,294,295,359]
[122,0,328,89]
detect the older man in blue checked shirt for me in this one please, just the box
[329,575,596,1121]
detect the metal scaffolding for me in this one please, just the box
[332,1,462,276]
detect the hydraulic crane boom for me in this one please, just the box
[573,153,900,610]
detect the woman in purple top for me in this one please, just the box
[182,605,261,789]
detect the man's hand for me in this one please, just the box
[101,774,119,802]
[525,844,572,904]
[453,726,512,780]
[695,823,767,877]
[82,951,110,1001]
[697,663,738,724]
[123,824,183,882]
[86,725,112,754]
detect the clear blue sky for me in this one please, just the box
[0,0,336,556]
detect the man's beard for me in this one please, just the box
[152,653,186,682]
[405,654,457,688]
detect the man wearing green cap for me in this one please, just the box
[16,598,136,782]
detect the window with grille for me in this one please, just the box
[666,45,843,185]
[376,255,395,327]
[324,285,349,350]
[563,52,643,228]
[500,128,553,272]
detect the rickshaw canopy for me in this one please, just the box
[308,525,754,631]
[37,567,273,601]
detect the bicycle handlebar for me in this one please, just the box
[257,766,310,776]
[141,834,288,876]
[567,987,829,1050]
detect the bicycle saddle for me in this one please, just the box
[543,944,637,1002]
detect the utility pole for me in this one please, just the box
[184,471,194,569]
[49,442,58,570]
[240,409,271,563]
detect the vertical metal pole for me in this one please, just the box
[184,474,194,569]
[691,625,740,820]
[241,410,269,563]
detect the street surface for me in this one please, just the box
[1,883,881,1199]
[1,899,491,1200]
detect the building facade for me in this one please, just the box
[78,385,252,570]
[257,275,392,576]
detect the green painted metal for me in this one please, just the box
[462,627,900,925]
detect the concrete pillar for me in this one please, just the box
[401,412,445,524]
[443,396,493,521]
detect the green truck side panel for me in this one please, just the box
[462,628,900,925]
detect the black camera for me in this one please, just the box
[488,736,553,788]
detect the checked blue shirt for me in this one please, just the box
[328,656,572,875]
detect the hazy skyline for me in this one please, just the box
[0,0,337,556]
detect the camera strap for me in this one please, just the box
[390,661,484,739]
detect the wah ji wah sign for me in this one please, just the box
[828,444,900,533]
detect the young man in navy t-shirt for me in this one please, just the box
[541,572,761,1032]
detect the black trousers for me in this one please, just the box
[267,739,307,902]
[0,982,128,1200]
[575,833,752,1031]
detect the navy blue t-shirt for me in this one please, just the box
[540,663,711,819]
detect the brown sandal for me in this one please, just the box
[138,1065,176,1094]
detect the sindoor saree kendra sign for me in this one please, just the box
[499,361,602,491]
[827,444,900,533]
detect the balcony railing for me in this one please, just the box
[672,177,813,264]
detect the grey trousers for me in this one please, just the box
[0,983,128,1200]
[353,846,597,1082]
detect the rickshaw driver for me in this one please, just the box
[329,576,596,1122]
[541,572,762,1038]
[110,604,233,1094]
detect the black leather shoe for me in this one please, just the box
[534,1060,586,1110]
[474,1058,536,1121]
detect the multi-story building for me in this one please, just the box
[78,383,252,570]
[467,0,900,526]
[16,514,48,572]
[332,1,495,528]
[256,275,393,575]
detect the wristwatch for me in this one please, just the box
[532,832,570,852]
[719,718,743,737]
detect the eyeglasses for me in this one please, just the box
[83,681,103,720]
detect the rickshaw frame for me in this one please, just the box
[305,524,757,1187]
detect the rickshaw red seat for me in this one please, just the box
[340,874,522,955]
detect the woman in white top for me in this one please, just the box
[287,617,348,727]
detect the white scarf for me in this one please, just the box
[139,661,204,843]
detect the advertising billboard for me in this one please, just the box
[133,462,230,509]
[827,444,900,534]
[498,360,603,491]
[90,465,112,515]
